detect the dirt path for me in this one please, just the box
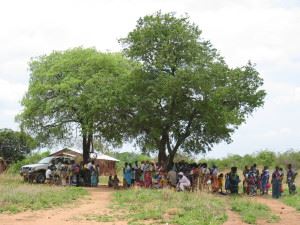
[0,187,127,225]
[2,188,300,225]
[254,196,300,225]
[223,210,248,225]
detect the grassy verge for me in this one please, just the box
[231,197,280,224]
[0,174,88,213]
[281,188,300,210]
[89,188,227,225]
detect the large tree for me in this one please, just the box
[118,12,266,168]
[18,48,132,162]
[0,128,36,162]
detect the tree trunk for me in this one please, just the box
[166,152,176,171]
[157,134,168,167]
[82,133,91,163]
[158,147,167,166]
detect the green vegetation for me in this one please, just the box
[0,174,87,213]
[231,197,279,224]
[18,48,133,163]
[282,188,300,210]
[106,189,227,225]
[117,11,265,167]
[18,11,265,168]
[203,149,300,170]
[0,128,37,162]
[86,214,115,222]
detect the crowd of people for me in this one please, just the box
[121,161,298,198]
[44,157,298,199]
[45,159,100,187]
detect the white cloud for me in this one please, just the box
[0,79,27,102]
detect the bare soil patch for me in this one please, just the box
[0,186,126,225]
[254,196,300,225]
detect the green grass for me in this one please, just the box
[105,188,227,225]
[86,214,115,222]
[0,174,88,213]
[231,197,279,224]
[281,188,300,210]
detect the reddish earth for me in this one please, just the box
[1,188,300,225]
[225,195,300,225]
[0,187,126,225]
[255,196,300,225]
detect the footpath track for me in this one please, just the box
[0,187,126,225]
[1,187,300,225]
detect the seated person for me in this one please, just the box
[177,172,191,191]
[108,175,113,187]
[113,175,120,189]
[159,174,168,188]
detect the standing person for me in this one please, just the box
[287,164,297,194]
[202,163,211,192]
[279,168,284,193]
[90,161,98,187]
[211,165,219,192]
[225,172,231,193]
[177,172,191,191]
[248,166,257,196]
[95,164,100,186]
[144,161,152,188]
[271,166,282,199]
[71,160,80,186]
[260,166,270,195]
[133,161,139,183]
[129,163,135,185]
[218,173,224,193]
[167,168,177,187]
[229,167,240,194]
[243,166,250,194]
[123,162,132,188]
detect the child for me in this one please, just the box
[45,166,52,184]
[113,175,120,189]
[159,173,168,188]
[218,173,224,193]
[108,175,113,187]
[225,173,231,193]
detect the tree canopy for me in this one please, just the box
[0,129,36,162]
[18,12,266,167]
[116,12,266,168]
[18,48,132,162]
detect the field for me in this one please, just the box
[0,174,87,213]
[1,173,300,225]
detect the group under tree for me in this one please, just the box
[18,12,266,167]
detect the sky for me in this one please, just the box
[0,0,300,158]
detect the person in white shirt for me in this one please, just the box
[177,172,191,191]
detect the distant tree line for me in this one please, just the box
[202,150,300,170]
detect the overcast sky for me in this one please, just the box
[0,0,299,158]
